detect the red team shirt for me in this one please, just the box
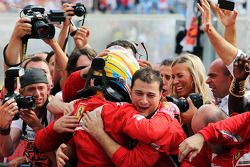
[181,112,250,167]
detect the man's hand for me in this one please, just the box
[19,109,43,132]
[43,38,57,47]
[233,54,250,81]
[137,59,152,69]
[81,110,104,138]
[73,26,90,49]
[0,99,18,128]
[178,133,205,162]
[53,111,79,133]
[197,0,212,33]
[56,143,70,167]
[11,17,32,40]
[215,5,238,28]
[61,3,74,26]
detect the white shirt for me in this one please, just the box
[11,110,54,141]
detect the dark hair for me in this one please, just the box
[106,40,137,57]
[131,68,163,91]
[23,56,49,69]
[66,47,97,75]
[160,58,173,66]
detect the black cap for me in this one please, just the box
[20,68,48,88]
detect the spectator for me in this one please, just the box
[66,48,96,75]
[179,103,228,166]
[179,109,250,166]
[196,0,250,114]
[160,58,173,97]
[206,58,232,115]
[171,53,211,135]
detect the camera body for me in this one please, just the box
[3,67,36,120]
[23,6,66,39]
[72,3,86,17]
[166,93,203,113]
[218,0,235,11]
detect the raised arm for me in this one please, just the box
[197,0,238,65]
[4,17,32,67]
[228,54,250,114]
[214,4,238,46]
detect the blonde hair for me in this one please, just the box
[172,53,211,103]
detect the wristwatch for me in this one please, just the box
[0,125,10,135]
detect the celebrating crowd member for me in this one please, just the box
[160,58,173,97]
[179,111,250,166]
[171,53,211,135]
[56,67,186,167]
[206,58,232,115]
[34,50,185,166]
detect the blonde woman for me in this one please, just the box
[171,53,211,136]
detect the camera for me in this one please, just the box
[72,3,86,17]
[218,0,235,11]
[166,93,203,113]
[22,5,66,39]
[3,67,36,120]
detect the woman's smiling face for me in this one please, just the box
[172,63,194,98]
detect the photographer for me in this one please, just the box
[0,68,56,167]
[3,5,67,91]
[3,17,32,67]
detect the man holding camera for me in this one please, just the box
[0,68,55,167]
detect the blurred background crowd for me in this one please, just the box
[0,0,247,15]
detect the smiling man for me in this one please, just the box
[206,58,232,115]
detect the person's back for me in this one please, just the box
[180,104,250,167]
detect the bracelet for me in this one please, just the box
[0,125,10,135]
[229,79,246,97]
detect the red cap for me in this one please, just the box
[62,71,86,102]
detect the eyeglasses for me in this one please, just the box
[133,42,149,61]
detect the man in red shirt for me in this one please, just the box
[179,106,250,166]
[35,50,185,166]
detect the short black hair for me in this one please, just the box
[131,68,163,92]
[106,40,137,57]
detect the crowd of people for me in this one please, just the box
[1,0,248,15]
[0,0,187,14]
[0,0,249,166]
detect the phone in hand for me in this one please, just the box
[218,0,235,11]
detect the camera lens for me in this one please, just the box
[74,4,85,17]
[34,20,50,38]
